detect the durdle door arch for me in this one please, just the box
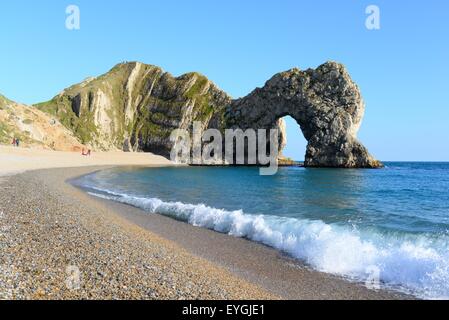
[223,62,382,168]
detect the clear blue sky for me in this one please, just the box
[0,0,448,161]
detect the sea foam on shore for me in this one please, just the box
[85,186,449,300]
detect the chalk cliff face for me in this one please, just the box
[34,61,381,168]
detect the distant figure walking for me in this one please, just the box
[11,138,16,146]
[16,138,20,147]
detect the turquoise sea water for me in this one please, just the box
[74,162,449,299]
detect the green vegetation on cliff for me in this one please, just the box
[35,63,135,146]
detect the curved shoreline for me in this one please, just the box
[1,164,411,299]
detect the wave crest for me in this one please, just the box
[86,187,449,299]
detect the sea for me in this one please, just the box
[72,162,449,299]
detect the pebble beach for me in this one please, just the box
[0,166,275,299]
[0,147,408,300]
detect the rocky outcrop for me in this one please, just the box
[34,61,381,168]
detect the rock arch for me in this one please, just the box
[223,62,382,168]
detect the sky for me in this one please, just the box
[0,0,448,161]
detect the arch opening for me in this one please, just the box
[279,115,307,163]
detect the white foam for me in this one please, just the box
[87,189,449,299]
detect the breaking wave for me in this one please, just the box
[84,185,449,299]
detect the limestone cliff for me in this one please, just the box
[36,62,231,156]
[33,61,381,168]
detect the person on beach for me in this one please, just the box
[16,138,20,147]
[11,138,16,146]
